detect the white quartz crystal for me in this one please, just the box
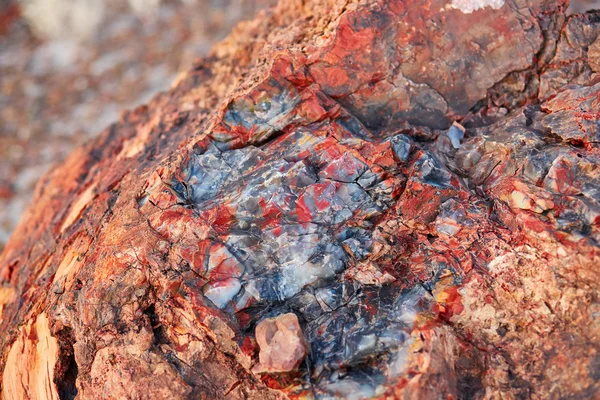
[451,0,504,13]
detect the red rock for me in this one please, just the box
[1,0,600,399]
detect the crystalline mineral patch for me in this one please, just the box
[1,0,600,399]
[451,0,505,13]
[253,313,308,374]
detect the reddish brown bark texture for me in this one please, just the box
[1,0,600,398]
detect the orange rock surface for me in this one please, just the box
[1,0,600,399]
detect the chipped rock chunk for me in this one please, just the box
[252,313,308,373]
[446,122,466,149]
[2,313,59,400]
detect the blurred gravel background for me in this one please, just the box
[0,0,274,250]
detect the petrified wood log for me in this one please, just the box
[1,0,600,398]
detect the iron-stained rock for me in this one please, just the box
[1,0,600,399]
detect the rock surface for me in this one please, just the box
[253,313,308,374]
[1,0,600,399]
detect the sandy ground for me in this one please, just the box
[0,0,273,250]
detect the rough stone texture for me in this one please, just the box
[1,0,600,399]
[253,313,308,374]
